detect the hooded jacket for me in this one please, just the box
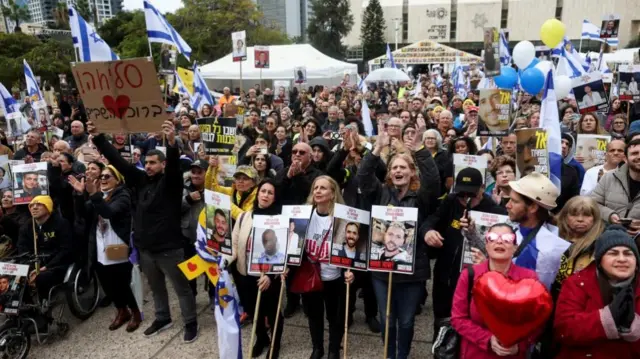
[562,132,586,186]
[181,179,205,241]
[17,212,73,269]
[309,136,333,173]
[591,163,640,222]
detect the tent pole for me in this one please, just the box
[239,61,243,100]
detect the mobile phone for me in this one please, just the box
[619,218,633,227]
[259,148,268,155]
[465,197,472,219]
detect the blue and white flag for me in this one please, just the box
[499,29,511,66]
[596,41,612,73]
[360,80,374,136]
[582,19,619,46]
[69,6,118,62]
[0,83,31,136]
[452,56,467,99]
[23,60,47,110]
[143,0,192,60]
[386,44,396,69]
[540,70,562,193]
[191,64,215,113]
[552,37,587,78]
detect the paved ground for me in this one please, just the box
[28,277,435,359]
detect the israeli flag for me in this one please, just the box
[143,0,192,60]
[69,6,118,62]
[0,82,32,136]
[596,41,612,73]
[540,70,562,193]
[499,29,511,66]
[360,80,374,136]
[386,44,396,69]
[582,19,619,46]
[191,64,215,113]
[452,56,467,99]
[23,60,47,110]
[553,37,587,78]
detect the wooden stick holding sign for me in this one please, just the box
[383,272,393,359]
[247,272,265,359]
[343,268,351,359]
[269,264,287,359]
[32,217,39,274]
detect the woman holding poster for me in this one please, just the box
[226,179,285,358]
[294,176,354,359]
[357,125,441,359]
[206,157,257,220]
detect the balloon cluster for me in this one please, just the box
[493,18,572,98]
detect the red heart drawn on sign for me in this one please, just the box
[473,271,553,347]
[102,95,130,119]
[187,262,198,272]
[208,267,217,276]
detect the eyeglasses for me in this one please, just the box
[292,149,307,155]
[485,232,517,244]
[424,137,437,141]
[496,170,514,176]
[99,174,113,180]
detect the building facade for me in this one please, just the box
[255,0,313,40]
[346,0,640,55]
[64,0,123,25]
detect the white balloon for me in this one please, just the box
[513,41,535,69]
[534,60,553,76]
[555,75,572,98]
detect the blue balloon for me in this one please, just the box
[518,57,540,76]
[494,66,518,89]
[520,68,545,95]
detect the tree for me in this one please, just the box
[50,2,70,30]
[0,0,30,32]
[75,0,92,22]
[306,0,354,59]
[360,0,385,61]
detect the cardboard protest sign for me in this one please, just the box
[281,205,312,266]
[197,117,236,155]
[368,206,418,274]
[482,27,500,77]
[204,189,232,255]
[329,204,370,271]
[600,14,620,39]
[248,215,288,274]
[254,46,270,69]
[460,211,511,271]
[453,154,488,185]
[71,57,166,133]
[232,31,247,62]
[576,134,610,171]
[0,262,30,315]
[515,128,549,178]
[618,65,640,102]
[12,162,48,204]
[478,89,511,136]
[572,71,609,114]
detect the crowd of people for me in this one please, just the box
[1,67,640,359]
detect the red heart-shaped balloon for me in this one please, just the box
[473,271,553,347]
[102,95,130,119]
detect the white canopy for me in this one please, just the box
[200,44,358,88]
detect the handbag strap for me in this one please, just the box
[467,266,474,312]
[513,224,543,258]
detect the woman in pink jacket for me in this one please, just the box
[451,223,538,358]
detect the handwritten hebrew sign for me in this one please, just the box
[71,57,166,133]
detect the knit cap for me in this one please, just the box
[595,224,640,265]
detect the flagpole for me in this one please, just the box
[579,37,583,53]
[148,41,153,58]
[239,61,243,100]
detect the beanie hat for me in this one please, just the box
[106,165,125,184]
[30,195,53,213]
[595,224,640,265]
[629,120,640,136]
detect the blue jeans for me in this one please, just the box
[372,277,423,359]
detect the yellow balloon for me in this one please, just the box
[540,18,566,48]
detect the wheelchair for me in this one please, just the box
[0,253,100,359]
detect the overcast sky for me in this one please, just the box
[123,0,183,14]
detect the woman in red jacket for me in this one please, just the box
[451,223,538,358]
[554,225,640,358]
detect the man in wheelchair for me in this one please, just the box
[17,196,73,305]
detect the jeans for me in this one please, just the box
[139,248,197,325]
[301,278,346,354]
[372,278,423,359]
[94,261,138,311]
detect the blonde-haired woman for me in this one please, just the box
[296,175,353,359]
[552,196,605,298]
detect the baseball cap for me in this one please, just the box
[190,159,209,171]
[233,165,258,180]
[468,106,479,113]
[454,167,483,194]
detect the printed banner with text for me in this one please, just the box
[197,117,237,155]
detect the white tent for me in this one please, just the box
[200,44,358,89]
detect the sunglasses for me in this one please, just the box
[292,149,307,155]
[485,232,517,244]
[99,174,113,180]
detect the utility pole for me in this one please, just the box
[392,17,401,51]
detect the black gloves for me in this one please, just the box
[609,285,636,332]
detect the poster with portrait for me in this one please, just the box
[340,70,358,88]
[197,117,237,155]
[478,89,511,136]
[600,14,620,39]
[248,215,288,274]
[0,262,30,315]
[576,134,610,171]
[617,65,640,101]
[204,189,232,255]
[273,80,290,104]
[110,133,132,163]
[294,66,307,84]
[460,211,511,271]
[0,156,10,190]
[281,205,312,266]
[368,205,418,274]
[515,128,549,178]
[329,204,370,271]
[453,154,488,185]
[44,127,64,150]
[572,71,609,114]
[482,27,500,77]
[254,46,270,69]
[159,44,177,75]
[231,31,247,62]
[12,162,47,205]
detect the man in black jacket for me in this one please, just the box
[422,167,507,338]
[88,120,199,343]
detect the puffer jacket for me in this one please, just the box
[358,147,441,283]
[591,163,640,222]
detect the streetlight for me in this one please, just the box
[392,17,402,51]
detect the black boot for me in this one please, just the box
[251,334,270,358]
[328,352,340,359]
[309,347,324,359]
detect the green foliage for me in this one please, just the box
[75,0,93,22]
[1,0,30,32]
[50,2,70,30]
[306,0,354,60]
[360,0,386,61]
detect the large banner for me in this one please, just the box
[71,58,165,133]
[515,128,549,178]
[197,117,236,155]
